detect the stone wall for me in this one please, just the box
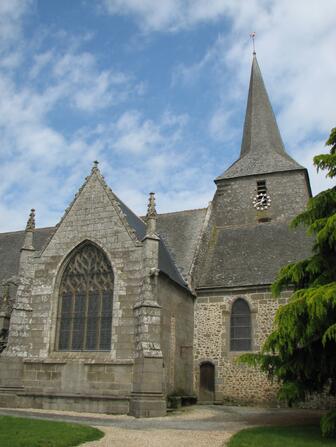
[0,171,141,413]
[213,170,310,227]
[194,287,291,404]
[5,171,142,361]
[159,275,194,396]
[193,171,312,291]
[0,357,23,388]
[22,360,133,396]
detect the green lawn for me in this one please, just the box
[0,415,104,447]
[227,425,336,447]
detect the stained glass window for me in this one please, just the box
[230,298,251,351]
[57,243,114,351]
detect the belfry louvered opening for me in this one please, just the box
[57,242,114,351]
[230,298,251,351]
[257,180,267,194]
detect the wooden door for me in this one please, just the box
[199,362,215,402]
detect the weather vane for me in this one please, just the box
[249,32,256,54]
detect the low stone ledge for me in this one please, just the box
[16,392,130,401]
[23,359,67,364]
[83,360,134,365]
[23,359,134,365]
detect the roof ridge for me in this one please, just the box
[0,226,55,236]
[156,207,208,217]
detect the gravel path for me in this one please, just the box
[82,426,232,447]
[0,405,324,447]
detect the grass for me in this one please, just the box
[227,425,336,447]
[0,415,104,447]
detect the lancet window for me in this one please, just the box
[230,298,252,351]
[57,242,114,351]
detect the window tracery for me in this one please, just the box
[57,243,114,351]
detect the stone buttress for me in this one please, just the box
[130,193,166,417]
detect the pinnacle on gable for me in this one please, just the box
[146,192,157,220]
[25,209,35,232]
[21,208,35,252]
[145,192,158,235]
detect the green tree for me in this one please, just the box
[240,127,336,437]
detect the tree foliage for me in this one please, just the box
[240,127,336,436]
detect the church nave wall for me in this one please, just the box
[194,288,291,404]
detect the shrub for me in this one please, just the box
[321,410,336,438]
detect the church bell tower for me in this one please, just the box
[193,51,313,405]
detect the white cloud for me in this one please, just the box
[102,0,184,32]
[105,0,335,156]
[208,109,236,142]
[113,111,163,153]
[0,0,32,46]
[0,0,32,72]
[86,109,214,216]
[226,1,336,195]
[101,0,248,32]
[110,161,214,216]
[111,110,188,154]
[0,3,145,231]
[0,47,203,230]
[172,36,223,86]
[159,1,336,195]
[0,0,334,232]
[49,51,133,111]
[29,51,53,79]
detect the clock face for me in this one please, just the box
[252,193,271,210]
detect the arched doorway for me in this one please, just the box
[199,362,215,402]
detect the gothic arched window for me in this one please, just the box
[57,243,114,351]
[230,298,251,351]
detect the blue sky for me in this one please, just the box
[0,0,335,231]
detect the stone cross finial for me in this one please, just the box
[25,209,35,231]
[250,31,256,55]
[145,192,157,235]
[92,160,99,172]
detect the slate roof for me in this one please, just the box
[0,227,53,284]
[114,196,188,288]
[197,221,312,288]
[217,55,304,180]
[155,208,208,279]
[0,210,313,292]
[0,203,191,291]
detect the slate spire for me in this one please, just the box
[240,54,286,158]
[216,54,304,180]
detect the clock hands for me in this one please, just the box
[253,193,271,209]
[257,194,266,206]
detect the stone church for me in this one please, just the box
[0,54,312,417]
